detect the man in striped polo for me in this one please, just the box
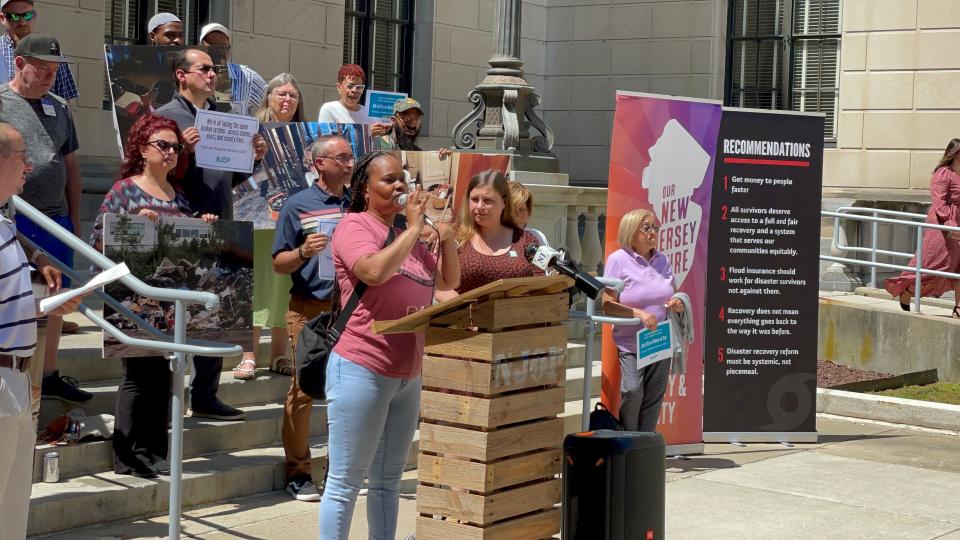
[0,121,83,540]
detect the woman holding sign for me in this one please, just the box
[90,114,217,478]
[601,209,684,432]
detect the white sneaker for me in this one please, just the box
[286,476,321,502]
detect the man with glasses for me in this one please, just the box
[0,34,90,405]
[271,135,353,502]
[318,64,391,137]
[0,0,78,100]
[155,46,267,421]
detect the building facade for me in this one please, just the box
[36,0,955,199]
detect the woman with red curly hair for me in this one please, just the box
[317,63,392,137]
[90,113,218,478]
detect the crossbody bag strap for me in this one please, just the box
[328,226,397,339]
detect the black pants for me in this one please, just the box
[190,355,223,411]
[113,356,172,474]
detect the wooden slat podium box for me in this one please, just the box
[373,275,573,540]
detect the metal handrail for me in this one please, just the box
[825,206,960,314]
[569,276,643,431]
[8,196,242,540]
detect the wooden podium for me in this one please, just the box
[373,275,574,540]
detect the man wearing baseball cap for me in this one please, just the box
[0,33,91,406]
[147,12,184,46]
[0,0,77,99]
[380,97,424,151]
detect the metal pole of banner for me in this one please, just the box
[581,297,597,431]
[914,227,923,314]
[870,212,878,288]
[169,300,187,540]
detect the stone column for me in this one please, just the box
[489,0,523,78]
[580,207,603,273]
[565,206,584,264]
[452,0,553,153]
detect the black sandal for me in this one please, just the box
[898,292,911,312]
[953,306,959,318]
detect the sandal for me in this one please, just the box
[953,306,959,318]
[232,357,257,380]
[269,355,294,376]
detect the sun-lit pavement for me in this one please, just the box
[37,413,960,540]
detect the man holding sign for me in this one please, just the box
[271,134,352,501]
[155,46,266,421]
[601,209,685,432]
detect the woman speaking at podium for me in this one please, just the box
[601,209,684,432]
[321,152,459,540]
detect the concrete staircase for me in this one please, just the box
[27,313,602,537]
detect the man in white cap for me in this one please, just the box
[0,0,77,99]
[199,22,230,48]
[147,12,184,46]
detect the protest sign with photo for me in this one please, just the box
[232,122,375,228]
[100,214,254,357]
[104,45,232,155]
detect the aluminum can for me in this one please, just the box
[43,452,60,483]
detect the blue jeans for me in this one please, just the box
[318,352,421,540]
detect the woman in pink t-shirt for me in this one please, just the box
[321,152,459,540]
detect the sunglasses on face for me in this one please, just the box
[187,64,217,75]
[146,140,184,154]
[4,10,35,23]
[640,224,661,234]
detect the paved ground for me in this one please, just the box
[38,414,960,540]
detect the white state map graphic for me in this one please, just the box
[641,119,710,287]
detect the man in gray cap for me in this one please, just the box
[0,33,91,405]
[0,0,77,99]
[147,12,184,46]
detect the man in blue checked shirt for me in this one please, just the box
[0,0,78,100]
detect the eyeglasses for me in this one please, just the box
[187,64,217,75]
[146,140,185,154]
[317,154,355,165]
[7,148,28,165]
[342,83,365,92]
[4,10,35,23]
[640,224,661,234]
[274,91,299,101]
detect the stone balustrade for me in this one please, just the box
[524,183,608,273]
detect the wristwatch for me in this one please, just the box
[297,245,309,261]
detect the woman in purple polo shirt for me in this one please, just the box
[602,208,684,432]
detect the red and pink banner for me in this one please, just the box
[602,91,722,451]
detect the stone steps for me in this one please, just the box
[29,352,601,537]
[32,402,326,484]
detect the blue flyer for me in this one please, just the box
[635,321,673,370]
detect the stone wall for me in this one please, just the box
[540,0,726,185]
[828,0,960,193]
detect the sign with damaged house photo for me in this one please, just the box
[99,213,254,358]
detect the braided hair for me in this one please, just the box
[347,151,399,213]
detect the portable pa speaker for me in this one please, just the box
[563,430,665,540]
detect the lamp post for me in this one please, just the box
[452,0,553,153]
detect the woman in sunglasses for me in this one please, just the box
[317,64,392,137]
[90,113,218,478]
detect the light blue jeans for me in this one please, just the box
[318,351,421,540]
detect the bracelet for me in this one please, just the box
[297,245,309,261]
[29,250,45,264]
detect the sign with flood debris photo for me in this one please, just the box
[100,214,254,357]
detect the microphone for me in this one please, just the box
[396,193,436,228]
[524,244,606,301]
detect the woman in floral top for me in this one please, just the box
[91,113,216,478]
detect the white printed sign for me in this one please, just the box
[194,109,259,173]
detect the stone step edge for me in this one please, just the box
[31,402,327,484]
[817,388,960,433]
